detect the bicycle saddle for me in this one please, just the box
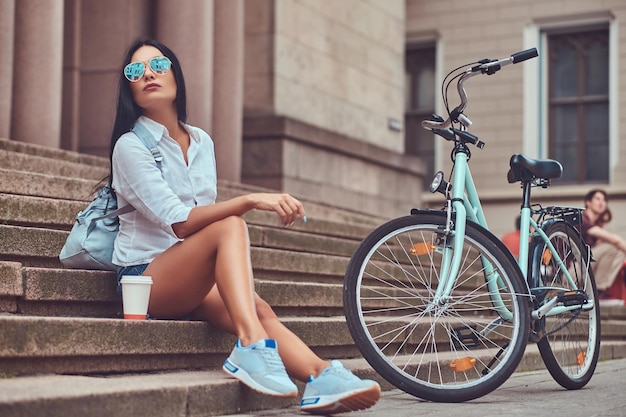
[507,153,563,183]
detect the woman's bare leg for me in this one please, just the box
[145,214,328,380]
[145,216,267,346]
[192,288,330,382]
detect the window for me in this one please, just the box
[548,28,609,183]
[405,45,436,183]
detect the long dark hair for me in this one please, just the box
[107,38,187,184]
[584,189,608,205]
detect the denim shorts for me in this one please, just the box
[116,263,149,297]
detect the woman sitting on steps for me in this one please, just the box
[580,189,626,306]
[108,37,380,414]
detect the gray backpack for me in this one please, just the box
[59,123,162,270]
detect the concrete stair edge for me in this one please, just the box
[0,224,361,271]
[1,312,625,376]
[0,357,380,417]
[0,149,108,181]
[0,137,109,168]
[0,315,359,376]
[5,262,626,321]
[0,169,99,201]
[0,262,348,318]
[0,193,379,236]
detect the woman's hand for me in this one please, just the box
[249,193,307,226]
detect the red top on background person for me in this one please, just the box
[502,216,521,258]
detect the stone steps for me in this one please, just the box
[0,140,387,416]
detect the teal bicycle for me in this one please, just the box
[343,48,600,402]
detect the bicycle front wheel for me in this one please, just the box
[343,212,530,402]
[533,220,600,389]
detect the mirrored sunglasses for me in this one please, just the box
[124,56,172,82]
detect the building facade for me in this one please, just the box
[1,0,625,236]
[407,0,626,237]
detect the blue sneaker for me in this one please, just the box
[223,339,297,397]
[300,360,381,414]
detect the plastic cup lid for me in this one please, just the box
[120,275,153,284]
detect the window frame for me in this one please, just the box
[404,37,443,186]
[522,13,618,185]
[404,43,437,179]
[547,27,610,184]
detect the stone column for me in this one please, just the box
[0,0,15,139]
[11,0,64,147]
[61,0,81,152]
[155,0,214,134]
[212,0,244,182]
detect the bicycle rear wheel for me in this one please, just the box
[343,212,530,402]
[532,220,600,389]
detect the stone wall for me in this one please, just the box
[244,0,406,153]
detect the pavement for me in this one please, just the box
[220,358,626,417]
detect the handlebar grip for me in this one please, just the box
[511,48,538,64]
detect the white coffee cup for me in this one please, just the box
[120,275,153,320]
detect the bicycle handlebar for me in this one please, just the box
[512,48,539,64]
[421,48,538,131]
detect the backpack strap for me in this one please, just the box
[92,203,136,222]
[90,184,136,222]
[106,123,165,218]
[132,123,163,171]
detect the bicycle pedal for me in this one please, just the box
[452,324,480,349]
[557,290,587,306]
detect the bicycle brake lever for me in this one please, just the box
[428,114,445,123]
[432,128,456,141]
[451,128,484,148]
[471,59,493,72]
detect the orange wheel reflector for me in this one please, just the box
[410,242,434,256]
[577,351,586,366]
[542,249,552,265]
[450,357,476,372]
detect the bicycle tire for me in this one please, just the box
[532,220,600,389]
[343,211,530,402]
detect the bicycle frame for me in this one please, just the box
[434,151,515,322]
[421,47,591,321]
[438,150,588,320]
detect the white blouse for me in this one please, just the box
[111,115,217,266]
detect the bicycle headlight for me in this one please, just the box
[429,171,448,194]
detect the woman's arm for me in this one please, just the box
[172,193,306,238]
[587,225,626,253]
